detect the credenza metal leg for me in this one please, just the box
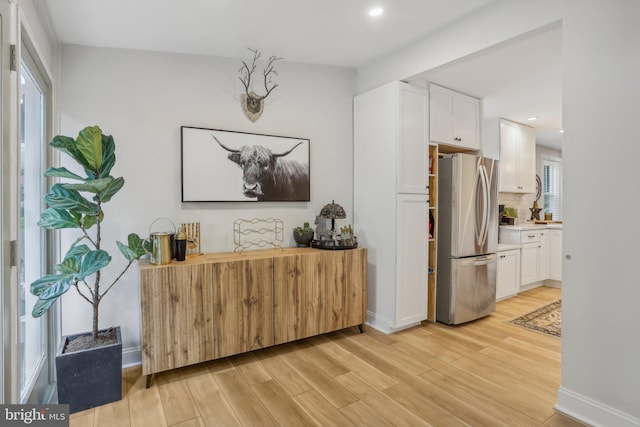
[358,324,365,333]
[146,374,153,388]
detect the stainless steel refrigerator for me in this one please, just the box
[436,153,498,325]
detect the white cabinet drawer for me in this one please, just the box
[520,231,540,244]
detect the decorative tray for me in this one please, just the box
[311,239,358,250]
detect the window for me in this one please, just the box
[543,158,562,220]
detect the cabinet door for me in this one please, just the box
[499,120,520,192]
[140,263,214,375]
[548,229,563,280]
[273,250,367,345]
[499,119,536,193]
[517,125,536,193]
[520,243,540,286]
[213,258,274,359]
[538,231,549,281]
[453,94,480,150]
[396,194,428,328]
[429,84,455,145]
[398,84,428,194]
[497,250,520,300]
[273,253,322,344]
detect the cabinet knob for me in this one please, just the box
[499,255,506,259]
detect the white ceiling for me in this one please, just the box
[408,24,563,150]
[37,0,562,149]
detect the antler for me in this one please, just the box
[259,55,283,101]
[239,48,261,96]
[238,48,282,100]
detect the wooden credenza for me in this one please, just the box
[139,247,367,380]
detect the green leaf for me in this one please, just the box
[55,258,81,275]
[50,135,90,169]
[37,276,74,300]
[45,184,98,214]
[78,250,111,279]
[143,239,153,253]
[99,134,116,178]
[61,177,113,194]
[32,297,58,318]
[99,176,124,203]
[81,214,98,230]
[117,241,138,262]
[76,126,103,172]
[31,274,66,297]
[43,167,85,181]
[67,244,91,258]
[128,233,146,258]
[38,208,79,229]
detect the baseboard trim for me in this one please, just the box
[366,311,420,334]
[122,346,142,368]
[556,387,640,427]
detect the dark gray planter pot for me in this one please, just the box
[293,230,314,247]
[56,326,122,413]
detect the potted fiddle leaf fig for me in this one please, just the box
[30,126,145,413]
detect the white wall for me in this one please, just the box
[57,45,356,356]
[558,0,640,424]
[357,1,640,425]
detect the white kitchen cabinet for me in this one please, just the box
[354,81,429,333]
[396,194,429,326]
[539,230,549,281]
[498,119,536,193]
[499,228,548,288]
[429,83,480,151]
[548,229,563,281]
[497,249,520,300]
[398,84,428,194]
[520,242,541,286]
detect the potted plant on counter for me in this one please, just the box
[30,126,145,413]
[293,222,314,247]
[503,206,518,225]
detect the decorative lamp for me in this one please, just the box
[319,200,346,233]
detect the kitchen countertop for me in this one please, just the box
[499,222,563,231]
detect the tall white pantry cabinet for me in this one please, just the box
[354,81,429,333]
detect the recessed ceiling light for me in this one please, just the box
[526,116,540,121]
[559,129,564,133]
[369,7,384,17]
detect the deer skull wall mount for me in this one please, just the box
[239,48,283,122]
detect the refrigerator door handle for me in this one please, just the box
[474,164,486,244]
[480,165,491,246]
[476,164,489,247]
[460,258,495,267]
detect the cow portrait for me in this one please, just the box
[212,135,310,201]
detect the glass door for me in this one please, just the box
[18,51,50,403]
[1,0,14,403]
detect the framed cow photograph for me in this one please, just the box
[181,126,310,202]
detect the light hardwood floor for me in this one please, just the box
[70,286,588,427]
